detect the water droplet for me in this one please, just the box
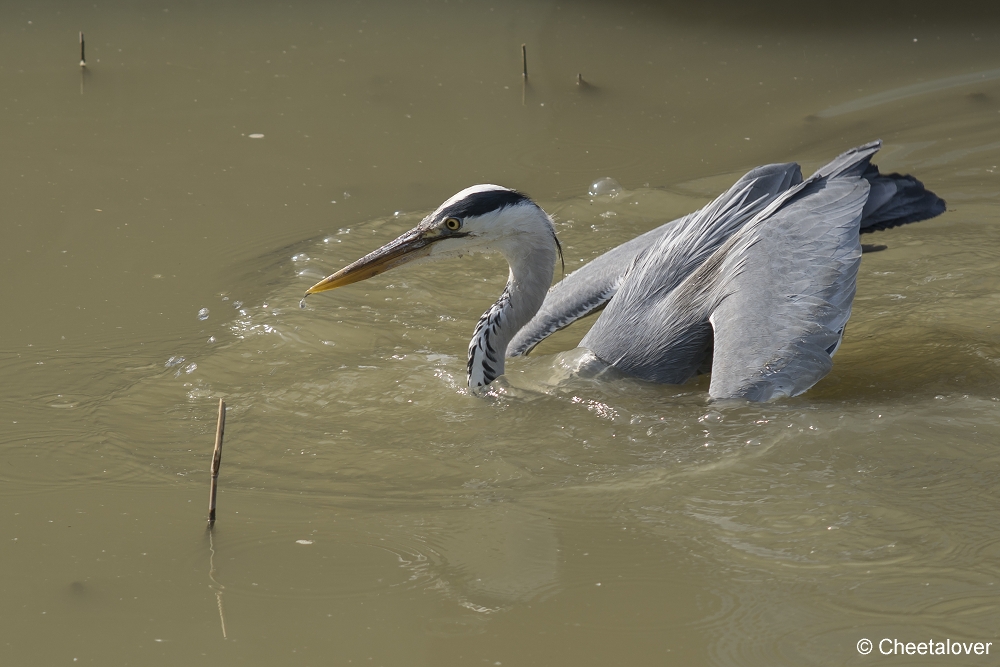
[299,299,307,309]
[165,356,185,368]
[248,133,264,139]
[184,363,197,374]
[197,308,209,320]
[296,539,313,545]
[233,301,243,309]
[588,177,623,197]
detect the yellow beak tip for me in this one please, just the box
[306,275,353,294]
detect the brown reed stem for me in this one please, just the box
[208,399,226,526]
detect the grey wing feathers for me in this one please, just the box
[577,163,804,382]
[811,140,882,179]
[580,141,877,397]
[507,161,804,357]
[706,176,869,400]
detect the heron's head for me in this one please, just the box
[304,184,560,295]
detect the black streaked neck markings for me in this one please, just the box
[467,285,513,387]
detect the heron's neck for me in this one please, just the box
[468,236,556,387]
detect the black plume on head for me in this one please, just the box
[435,188,531,222]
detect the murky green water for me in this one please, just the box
[3,1,1000,665]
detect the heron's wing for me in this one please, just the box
[706,176,869,400]
[508,162,803,357]
[575,163,805,381]
[578,142,880,391]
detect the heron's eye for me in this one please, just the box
[444,217,462,231]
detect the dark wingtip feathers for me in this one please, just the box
[860,170,946,233]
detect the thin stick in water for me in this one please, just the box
[79,32,86,67]
[522,44,527,79]
[208,399,226,526]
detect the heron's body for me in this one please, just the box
[305,140,945,401]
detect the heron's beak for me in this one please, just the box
[304,227,439,295]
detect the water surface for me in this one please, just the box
[3,1,1000,665]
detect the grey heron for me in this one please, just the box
[304,140,945,401]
